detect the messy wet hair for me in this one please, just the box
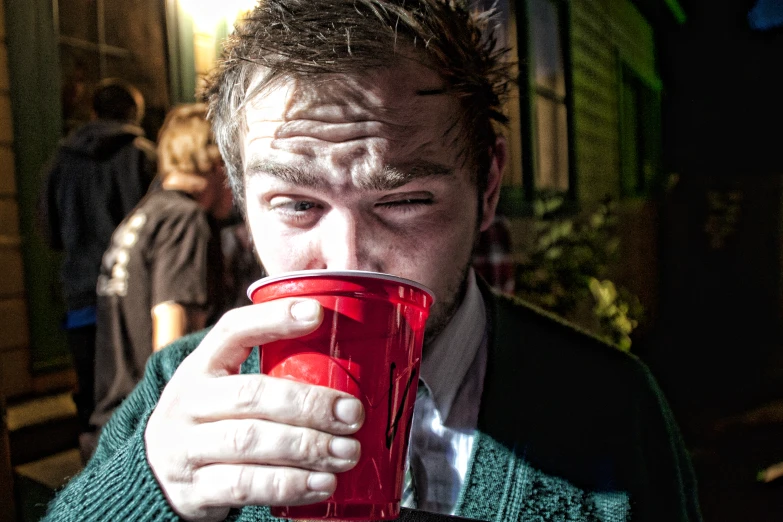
[201,0,511,206]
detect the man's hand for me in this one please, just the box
[145,299,365,521]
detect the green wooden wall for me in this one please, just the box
[165,0,196,105]
[4,0,70,371]
[570,0,662,203]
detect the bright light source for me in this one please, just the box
[180,0,258,79]
[224,0,258,26]
[179,0,257,32]
[178,0,220,31]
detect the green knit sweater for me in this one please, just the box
[44,290,702,522]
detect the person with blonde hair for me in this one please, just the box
[89,104,233,438]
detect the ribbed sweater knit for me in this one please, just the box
[44,287,702,522]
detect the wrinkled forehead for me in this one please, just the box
[239,62,465,158]
[246,54,449,108]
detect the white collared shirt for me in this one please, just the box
[402,269,488,514]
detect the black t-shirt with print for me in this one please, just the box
[92,188,223,428]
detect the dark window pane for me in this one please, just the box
[59,0,98,42]
[620,79,641,195]
[104,0,162,49]
[104,55,137,83]
[530,0,565,97]
[535,95,569,191]
[60,46,100,133]
[103,1,132,49]
[104,0,169,110]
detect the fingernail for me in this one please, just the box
[308,472,336,492]
[329,437,360,461]
[334,398,363,426]
[291,300,320,322]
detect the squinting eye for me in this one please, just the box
[377,198,433,208]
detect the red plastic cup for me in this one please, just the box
[247,270,435,520]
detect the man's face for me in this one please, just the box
[241,60,503,339]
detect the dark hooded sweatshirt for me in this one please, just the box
[42,120,156,311]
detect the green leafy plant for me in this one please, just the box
[514,194,643,351]
[587,277,641,351]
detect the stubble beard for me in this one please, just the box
[422,195,484,351]
[422,261,471,351]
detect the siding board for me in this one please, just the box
[0,298,30,352]
[0,146,16,195]
[0,199,19,236]
[0,245,24,297]
[0,347,31,397]
[569,0,659,203]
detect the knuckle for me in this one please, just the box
[306,431,330,462]
[229,467,254,504]
[231,422,260,457]
[271,469,291,503]
[295,430,320,462]
[296,384,321,418]
[183,442,201,469]
[236,377,265,411]
[290,429,307,460]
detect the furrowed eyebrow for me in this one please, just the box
[245,159,328,190]
[245,158,453,191]
[368,162,454,191]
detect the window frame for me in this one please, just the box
[500,0,576,217]
[618,61,662,199]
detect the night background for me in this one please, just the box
[1,0,783,520]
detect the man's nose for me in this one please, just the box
[319,211,369,271]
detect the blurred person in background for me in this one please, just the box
[39,78,155,460]
[221,221,265,310]
[89,104,233,447]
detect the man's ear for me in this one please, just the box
[479,136,507,232]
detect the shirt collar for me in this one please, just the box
[419,268,486,421]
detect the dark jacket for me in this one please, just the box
[41,120,156,310]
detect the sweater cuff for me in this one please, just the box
[46,407,181,521]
